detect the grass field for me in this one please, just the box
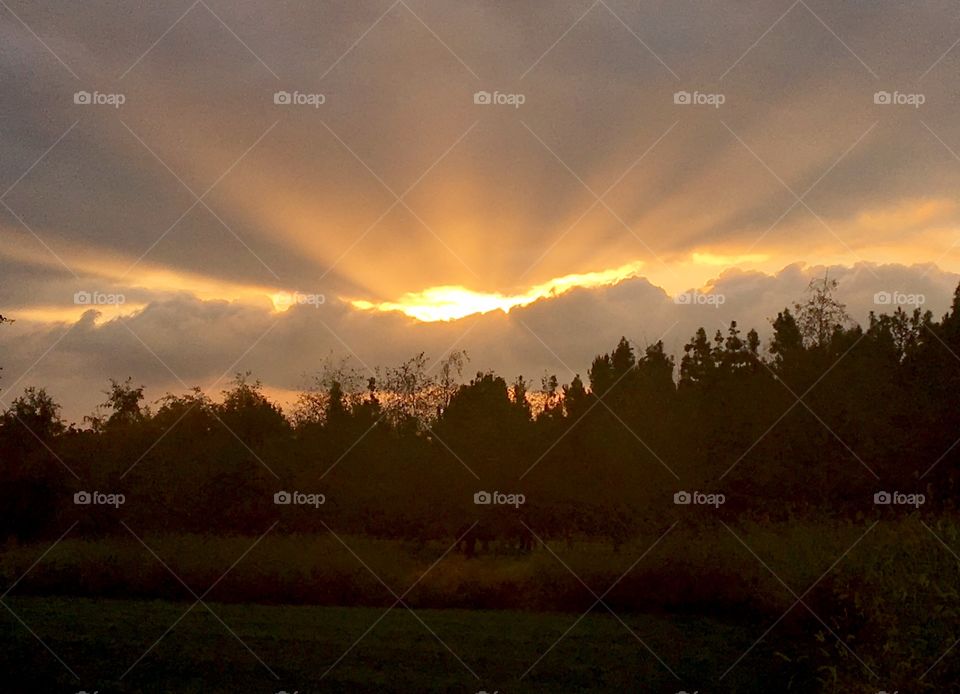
[2,517,958,691]
[0,596,805,693]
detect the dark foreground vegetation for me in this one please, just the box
[3,277,958,539]
[3,277,960,690]
[2,596,795,693]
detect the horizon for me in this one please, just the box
[3,259,957,421]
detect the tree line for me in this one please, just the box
[2,277,959,544]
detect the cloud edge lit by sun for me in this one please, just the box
[346,260,648,322]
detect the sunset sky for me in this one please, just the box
[3,0,960,419]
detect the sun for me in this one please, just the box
[347,260,647,322]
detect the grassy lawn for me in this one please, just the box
[0,596,801,692]
[3,520,955,690]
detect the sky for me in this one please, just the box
[3,0,960,420]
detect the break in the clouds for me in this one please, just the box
[3,1,960,416]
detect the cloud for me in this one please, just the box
[4,1,960,303]
[4,2,960,417]
[2,262,956,421]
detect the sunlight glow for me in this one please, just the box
[692,252,769,266]
[11,304,147,324]
[348,260,646,322]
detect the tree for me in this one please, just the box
[219,372,287,445]
[351,376,383,425]
[153,387,215,435]
[866,307,929,363]
[636,341,675,400]
[589,337,636,399]
[510,375,532,419]
[101,377,146,427]
[437,350,469,413]
[379,352,434,428]
[770,308,803,367]
[377,350,468,428]
[293,355,365,427]
[438,371,526,480]
[679,327,717,386]
[793,272,851,347]
[2,387,64,441]
[324,380,349,426]
[563,374,589,418]
[538,372,561,419]
[0,385,64,542]
[442,372,516,425]
[718,321,760,375]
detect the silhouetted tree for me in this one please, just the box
[102,377,146,428]
[679,327,717,386]
[794,272,850,347]
[2,387,64,441]
[219,372,287,446]
[770,308,803,368]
